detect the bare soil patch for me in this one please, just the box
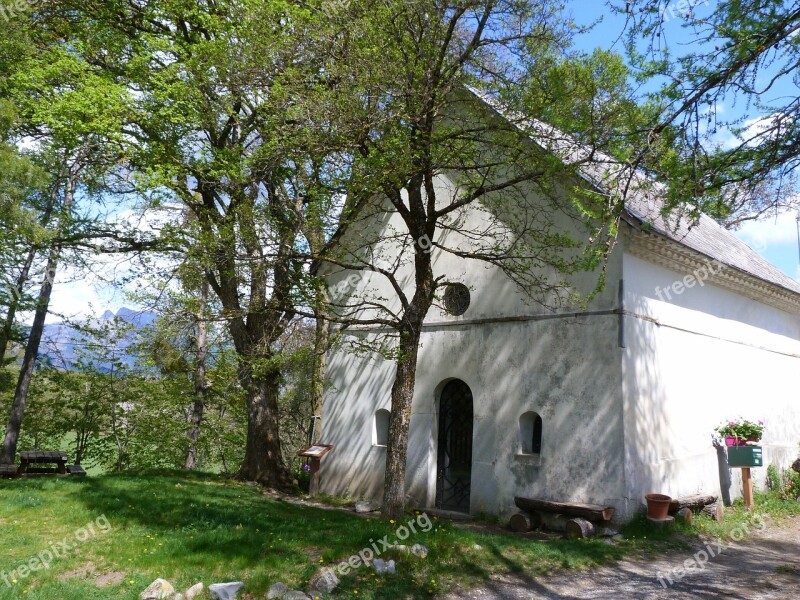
[442,515,800,599]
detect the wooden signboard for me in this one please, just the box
[298,444,334,459]
[297,444,333,496]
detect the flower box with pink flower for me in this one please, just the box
[715,418,765,447]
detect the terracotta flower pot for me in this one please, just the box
[645,493,672,520]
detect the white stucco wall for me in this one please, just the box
[321,313,627,517]
[621,251,800,517]
[320,169,629,518]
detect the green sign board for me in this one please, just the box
[727,446,763,468]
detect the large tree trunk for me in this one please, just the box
[1,158,80,465]
[236,359,293,488]
[0,257,58,464]
[310,284,330,424]
[0,179,60,366]
[382,324,423,519]
[185,279,209,470]
[381,181,435,519]
[196,181,296,489]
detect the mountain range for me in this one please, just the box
[40,307,157,371]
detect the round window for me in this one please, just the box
[443,283,470,316]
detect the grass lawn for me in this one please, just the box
[0,471,795,599]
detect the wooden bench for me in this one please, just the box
[510,496,617,539]
[66,465,86,476]
[0,464,18,478]
[18,451,68,476]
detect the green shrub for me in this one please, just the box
[779,469,800,501]
[767,464,781,490]
[292,460,312,492]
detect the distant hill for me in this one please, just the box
[39,307,157,371]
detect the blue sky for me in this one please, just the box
[567,0,800,280]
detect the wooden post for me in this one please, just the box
[741,467,753,508]
[308,458,321,496]
[297,444,333,497]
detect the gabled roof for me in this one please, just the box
[469,88,800,299]
[623,194,800,296]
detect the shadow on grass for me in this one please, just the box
[3,472,668,598]
[69,470,378,552]
[56,472,456,595]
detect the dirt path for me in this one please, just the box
[442,515,800,599]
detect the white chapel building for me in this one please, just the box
[318,95,800,520]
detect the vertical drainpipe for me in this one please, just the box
[618,279,625,348]
[617,277,628,515]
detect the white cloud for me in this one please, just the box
[734,209,799,250]
[716,112,790,150]
[20,205,183,325]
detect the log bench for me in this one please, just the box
[514,497,615,521]
[667,493,716,514]
[510,497,616,539]
[667,493,723,521]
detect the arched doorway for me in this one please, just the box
[435,379,473,512]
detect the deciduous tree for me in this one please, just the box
[617,0,800,223]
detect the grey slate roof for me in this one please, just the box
[468,87,800,298]
[622,193,800,296]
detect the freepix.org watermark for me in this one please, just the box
[654,258,723,302]
[656,512,766,588]
[1,514,112,587]
[659,0,711,23]
[329,512,433,577]
[328,234,433,303]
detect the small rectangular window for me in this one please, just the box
[373,409,390,446]
[519,411,542,455]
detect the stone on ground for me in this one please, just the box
[309,569,340,593]
[354,500,377,513]
[597,527,621,537]
[411,543,428,558]
[185,582,204,600]
[282,591,310,599]
[372,558,396,575]
[266,582,289,599]
[141,578,175,600]
[208,581,244,600]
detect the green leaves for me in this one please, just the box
[619,0,800,221]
